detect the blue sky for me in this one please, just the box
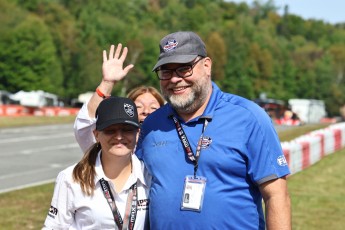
[227,0,345,24]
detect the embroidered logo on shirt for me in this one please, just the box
[201,136,212,149]
[137,199,150,211]
[152,141,168,147]
[138,199,150,207]
[48,205,58,219]
[277,155,288,166]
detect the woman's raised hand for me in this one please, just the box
[102,43,134,82]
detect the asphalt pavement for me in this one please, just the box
[0,123,82,194]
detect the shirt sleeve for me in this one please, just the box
[73,100,97,153]
[246,108,290,185]
[42,170,75,230]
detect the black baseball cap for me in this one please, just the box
[95,96,139,131]
[152,31,207,71]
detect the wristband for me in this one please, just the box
[96,87,110,99]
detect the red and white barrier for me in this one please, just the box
[281,122,345,175]
[0,105,80,117]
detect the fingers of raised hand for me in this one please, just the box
[104,44,128,61]
[103,50,107,62]
[109,44,115,60]
[114,43,123,59]
[103,45,114,62]
[119,47,128,62]
[123,64,134,74]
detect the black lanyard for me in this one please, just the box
[171,115,209,177]
[100,178,138,230]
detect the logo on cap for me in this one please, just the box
[163,39,178,52]
[124,103,134,117]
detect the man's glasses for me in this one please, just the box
[155,57,205,80]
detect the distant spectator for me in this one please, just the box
[276,110,302,126]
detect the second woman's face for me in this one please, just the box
[134,92,161,123]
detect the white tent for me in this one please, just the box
[288,99,327,123]
[11,90,58,107]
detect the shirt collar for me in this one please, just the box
[94,151,149,189]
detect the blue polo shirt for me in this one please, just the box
[136,82,290,229]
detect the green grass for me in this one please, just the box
[288,149,345,229]
[278,123,330,142]
[0,117,343,229]
[0,115,76,128]
[0,183,55,229]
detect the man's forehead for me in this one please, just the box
[160,61,193,69]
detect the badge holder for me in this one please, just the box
[181,176,207,212]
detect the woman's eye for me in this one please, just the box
[103,130,114,135]
[123,128,137,133]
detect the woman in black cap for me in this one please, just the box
[43,97,150,230]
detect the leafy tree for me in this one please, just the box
[205,32,227,81]
[329,44,345,85]
[0,5,63,94]
[277,14,306,39]
[0,0,344,114]
[36,2,80,98]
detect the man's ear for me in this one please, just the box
[203,57,212,76]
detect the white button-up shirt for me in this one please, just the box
[42,153,150,230]
[74,101,98,153]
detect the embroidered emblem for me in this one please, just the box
[163,39,178,52]
[201,136,212,149]
[153,141,168,147]
[277,155,288,166]
[48,205,58,219]
[124,103,134,117]
[138,199,150,207]
[49,205,58,216]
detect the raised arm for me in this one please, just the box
[74,43,134,152]
[87,43,134,118]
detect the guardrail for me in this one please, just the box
[281,122,345,175]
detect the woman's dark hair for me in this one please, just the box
[72,142,101,196]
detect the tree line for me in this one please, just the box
[0,0,344,116]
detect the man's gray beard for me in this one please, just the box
[165,92,197,114]
[162,83,209,114]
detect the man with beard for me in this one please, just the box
[135,31,291,229]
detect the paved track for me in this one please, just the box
[0,123,82,193]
